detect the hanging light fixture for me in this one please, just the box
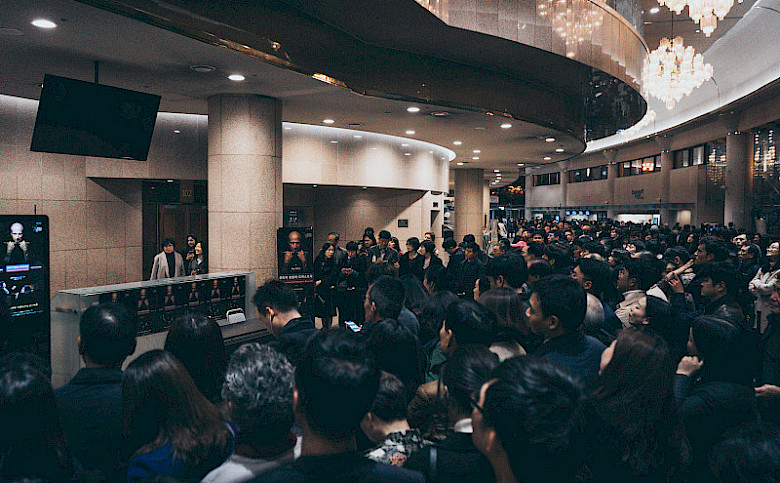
[538,0,603,58]
[658,0,743,37]
[642,37,713,109]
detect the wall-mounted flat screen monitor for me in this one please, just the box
[0,215,50,353]
[31,74,161,161]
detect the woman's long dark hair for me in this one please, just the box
[440,344,499,418]
[691,315,754,385]
[644,295,688,360]
[123,350,231,469]
[164,313,228,404]
[316,242,336,263]
[591,330,690,477]
[0,358,73,481]
[479,287,529,342]
[400,274,428,317]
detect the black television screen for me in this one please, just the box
[31,74,161,161]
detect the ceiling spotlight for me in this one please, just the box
[545,137,556,142]
[473,150,481,154]
[190,64,216,73]
[543,156,552,160]
[472,157,480,160]
[555,148,565,152]
[228,74,245,81]
[323,119,335,124]
[173,130,181,134]
[453,141,462,145]
[517,163,525,166]
[330,140,338,144]
[431,111,450,117]
[405,130,416,135]
[501,123,512,129]
[407,106,420,113]
[31,19,57,29]
[405,153,412,156]
[494,169,500,172]
[457,162,465,166]
[649,6,660,13]
[313,184,318,188]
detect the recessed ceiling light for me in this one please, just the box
[456,162,465,166]
[313,184,318,188]
[473,150,481,154]
[330,140,338,144]
[543,156,552,160]
[649,6,660,13]
[228,74,245,81]
[190,64,216,73]
[323,119,335,124]
[362,186,368,190]
[517,163,525,166]
[402,143,409,147]
[453,141,462,145]
[494,169,500,172]
[431,111,450,117]
[173,130,181,134]
[405,130,416,135]
[472,156,480,160]
[407,107,420,113]
[501,123,512,129]
[405,153,412,156]
[166,179,174,183]
[696,29,701,33]
[555,148,565,152]
[353,134,362,138]
[545,137,556,142]
[31,19,57,29]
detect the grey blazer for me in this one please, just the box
[150,251,185,280]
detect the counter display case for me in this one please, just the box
[50,271,269,388]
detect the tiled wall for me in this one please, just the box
[0,95,207,294]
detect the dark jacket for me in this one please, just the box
[369,245,399,264]
[399,252,425,281]
[759,313,780,422]
[404,431,495,483]
[257,451,424,482]
[535,330,606,391]
[55,367,125,482]
[452,258,484,299]
[674,374,758,479]
[269,316,317,366]
[398,306,421,336]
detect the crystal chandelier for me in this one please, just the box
[658,0,743,36]
[538,0,603,58]
[642,37,713,109]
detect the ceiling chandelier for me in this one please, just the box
[642,37,713,109]
[538,0,603,58]
[658,0,743,36]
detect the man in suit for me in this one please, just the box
[150,238,185,280]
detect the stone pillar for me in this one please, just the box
[483,180,491,224]
[524,168,533,220]
[604,150,617,219]
[655,136,673,224]
[559,161,569,220]
[454,168,485,242]
[208,95,283,286]
[724,132,751,229]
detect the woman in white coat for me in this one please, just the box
[150,238,185,280]
[749,241,780,333]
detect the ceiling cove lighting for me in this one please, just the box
[642,37,713,109]
[31,19,57,29]
[228,74,245,81]
[406,106,420,113]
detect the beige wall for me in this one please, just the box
[284,185,442,250]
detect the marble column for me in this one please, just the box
[655,136,673,224]
[454,168,485,241]
[604,150,617,219]
[208,94,283,286]
[559,161,569,220]
[524,168,533,220]
[724,131,751,229]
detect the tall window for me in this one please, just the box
[533,172,560,186]
[617,155,660,177]
[673,144,706,168]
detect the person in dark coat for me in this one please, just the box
[452,242,485,299]
[398,237,425,281]
[675,315,759,480]
[253,280,317,367]
[55,302,137,482]
[336,240,368,327]
[314,242,338,329]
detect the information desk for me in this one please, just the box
[50,271,270,388]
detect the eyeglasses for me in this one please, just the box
[469,395,484,415]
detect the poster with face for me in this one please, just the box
[278,227,314,282]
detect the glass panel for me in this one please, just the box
[692,145,705,165]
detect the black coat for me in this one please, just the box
[404,431,495,483]
[269,316,317,366]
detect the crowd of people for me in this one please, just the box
[3,219,780,482]
[150,234,208,280]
